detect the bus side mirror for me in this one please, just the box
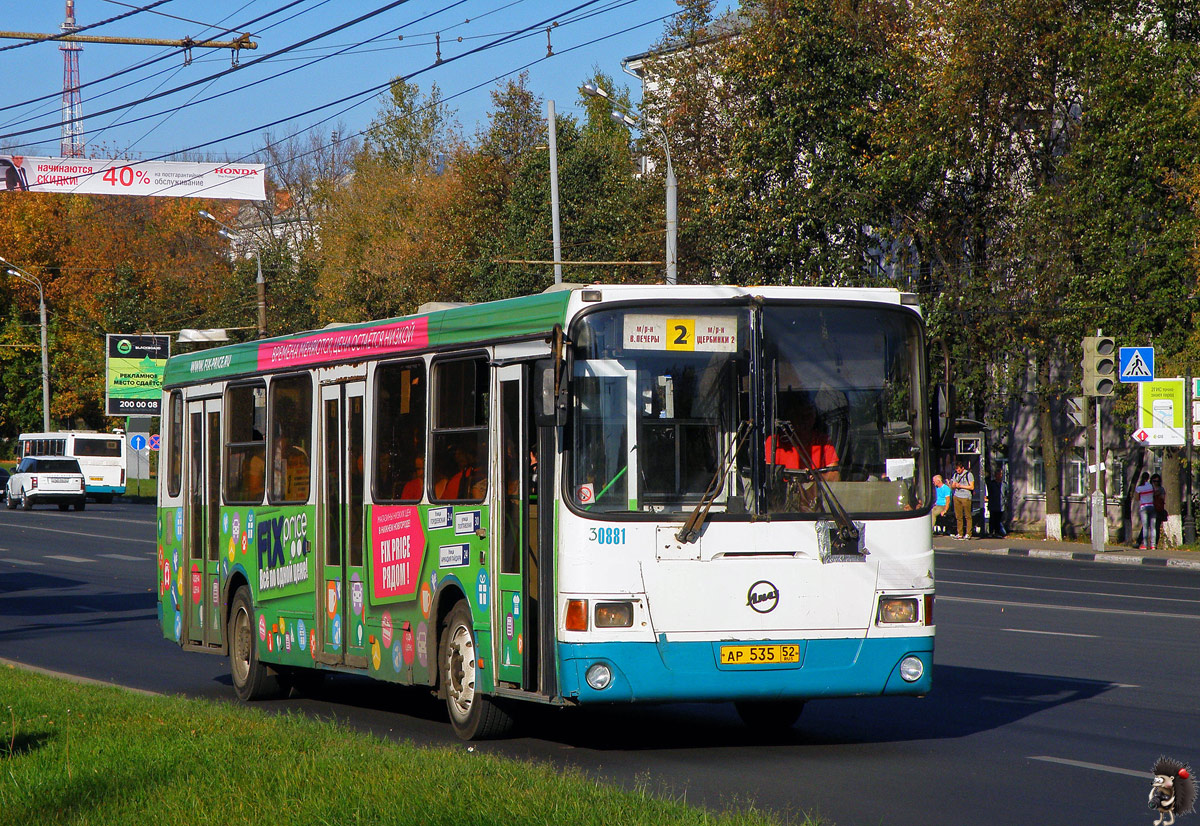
[535,360,566,427]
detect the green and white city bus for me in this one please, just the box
[157,284,935,739]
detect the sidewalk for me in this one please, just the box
[933,532,1200,570]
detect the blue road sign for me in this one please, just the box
[1119,346,1154,382]
[130,434,147,450]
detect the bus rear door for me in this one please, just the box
[317,378,369,668]
[184,397,223,648]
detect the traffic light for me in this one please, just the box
[1082,336,1116,396]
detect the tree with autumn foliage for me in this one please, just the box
[0,191,243,441]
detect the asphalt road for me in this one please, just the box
[2,502,1198,826]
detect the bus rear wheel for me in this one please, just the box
[734,699,805,730]
[439,600,513,740]
[229,587,283,701]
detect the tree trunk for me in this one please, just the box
[1038,362,1062,540]
[1163,450,1181,547]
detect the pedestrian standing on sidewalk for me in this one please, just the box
[931,475,951,534]
[986,468,1006,538]
[950,459,975,539]
[1135,471,1156,550]
[1151,473,1168,547]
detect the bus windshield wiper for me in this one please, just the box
[777,419,861,554]
[676,420,750,544]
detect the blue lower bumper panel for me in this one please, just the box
[559,635,933,704]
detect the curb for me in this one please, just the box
[939,546,1200,571]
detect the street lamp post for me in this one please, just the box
[0,256,50,431]
[199,210,266,338]
[580,83,677,285]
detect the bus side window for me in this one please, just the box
[374,360,426,503]
[225,383,266,504]
[167,391,183,497]
[269,375,312,504]
[431,357,488,503]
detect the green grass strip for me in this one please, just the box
[0,664,811,826]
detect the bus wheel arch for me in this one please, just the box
[223,572,250,655]
[228,585,284,701]
[428,583,465,687]
[438,599,513,740]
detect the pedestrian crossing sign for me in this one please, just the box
[1119,346,1154,382]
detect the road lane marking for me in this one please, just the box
[99,554,149,562]
[1,559,43,566]
[46,555,93,563]
[938,565,1200,593]
[1030,756,1148,779]
[0,523,155,545]
[63,514,155,525]
[939,594,1200,620]
[939,578,1200,606]
[1003,628,1098,638]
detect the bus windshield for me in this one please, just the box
[569,301,928,518]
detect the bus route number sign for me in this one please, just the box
[622,315,738,353]
[719,643,801,665]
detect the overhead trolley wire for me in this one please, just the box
[1,0,666,204]
[85,0,475,150]
[89,0,341,153]
[0,0,176,53]
[150,1,671,199]
[0,0,316,122]
[0,0,427,144]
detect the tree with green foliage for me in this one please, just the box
[466,73,658,302]
[364,79,458,172]
[707,0,907,284]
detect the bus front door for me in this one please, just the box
[184,397,223,648]
[495,365,544,693]
[317,380,369,668]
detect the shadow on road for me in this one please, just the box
[510,664,1117,750]
[226,662,1118,750]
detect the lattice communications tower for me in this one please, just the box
[60,0,84,158]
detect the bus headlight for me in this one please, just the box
[594,602,633,628]
[877,596,918,624]
[899,656,924,683]
[585,663,613,690]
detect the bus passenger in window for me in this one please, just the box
[272,396,310,502]
[243,451,265,501]
[400,455,424,500]
[436,440,485,500]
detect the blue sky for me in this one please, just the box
[0,0,733,163]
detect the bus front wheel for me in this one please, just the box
[439,600,513,740]
[735,699,805,730]
[229,587,283,701]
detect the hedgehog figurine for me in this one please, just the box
[1150,757,1196,826]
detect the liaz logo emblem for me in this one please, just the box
[746,580,779,613]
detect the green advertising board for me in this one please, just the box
[106,334,170,416]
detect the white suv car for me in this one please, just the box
[6,456,87,511]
